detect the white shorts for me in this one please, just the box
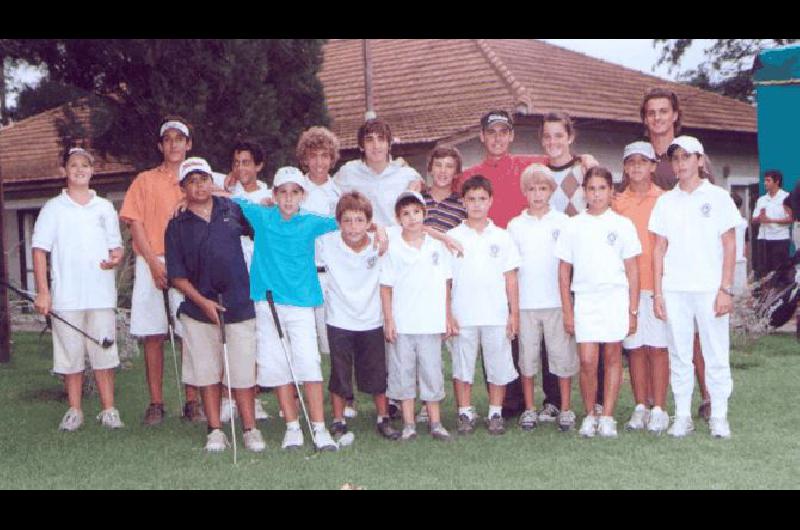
[623,291,668,349]
[314,271,330,355]
[452,325,518,386]
[518,308,578,377]
[574,287,629,344]
[52,309,119,374]
[130,256,184,337]
[255,302,321,387]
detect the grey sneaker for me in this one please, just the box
[59,408,84,432]
[243,428,266,452]
[377,418,401,440]
[667,416,694,438]
[558,410,577,432]
[430,423,452,442]
[486,414,506,435]
[625,404,647,431]
[313,428,339,452]
[97,408,124,429]
[205,428,229,452]
[401,424,417,441]
[538,403,559,423]
[142,403,165,426]
[456,413,476,435]
[518,409,538,431]
[709,417,731,439]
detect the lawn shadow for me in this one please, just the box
[19,387,67,403]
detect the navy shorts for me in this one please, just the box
[327,325,387,398]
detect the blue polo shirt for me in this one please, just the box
[165,196,255,324]
[233,198,337,306]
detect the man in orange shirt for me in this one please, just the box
[120,116,202,425]
[612,141,670,434]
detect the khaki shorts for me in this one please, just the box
[519,308,578,378]
[52,309,119,374]
[130,256,184,337]
[179,315,256,388]
[386,333,444,402]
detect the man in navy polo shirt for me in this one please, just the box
[165,157,266,454]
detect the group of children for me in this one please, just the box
[32,97,741,454]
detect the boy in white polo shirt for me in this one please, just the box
[507,164,577,432]
[32,147,125,432]
[380,191,453,442]
[650,136,740,439]
[319,191,400,442]
[447,175,521,436]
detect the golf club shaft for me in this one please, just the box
[2,280,111,348]
[162,289,184,411]
[218,295,237,464]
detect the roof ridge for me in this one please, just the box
[476,39,534,112]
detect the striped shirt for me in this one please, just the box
[423,192,467,232]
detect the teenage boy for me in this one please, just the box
[165,158,265,453]
[380,191,454,441]
[232,167,349,451]
[650,136,740,439]
[423,147,468,233]
[507,164,578,431]
[119,116,202,425]
[753,169,793,279]
[640,87,683,191]
[32,147,124,431]
[447,175,521,435]
[319,191,400,441]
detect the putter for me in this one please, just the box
[217,295,238,464]
[266,290,327,452]
[2,280,113,348]
[162,289,184,412]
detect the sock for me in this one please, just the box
[207,426,221,434]
[488,405,502,418]
[312,421,326,432]
[286,420,301,431]
[376,415,387,424]
[458,406,473,417]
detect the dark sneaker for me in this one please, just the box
[487,414,506,435]
[182,400,206,423]
[330,421,348,438]
[377,418,401,440]
[142,403,165,426]
[456,413,476,435]
[387,400,401,420]
[430,423,452,442]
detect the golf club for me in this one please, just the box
[217,295,237,465]
[266,290,323,452]
[162,289,184,412]
[2,280,114,348]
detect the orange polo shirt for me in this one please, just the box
[119,165,185,256]
[612,184,664,291]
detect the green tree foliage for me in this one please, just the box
[12,79,89,121]
[654,39,797,103]
[1,39,329,178]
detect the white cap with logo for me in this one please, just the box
[272,166,309,192]
[179,157,213,183]
[623,141,656,161]
[667,135,705,157]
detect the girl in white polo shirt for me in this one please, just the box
[650,136,740,439]
[555,167,641,438]
[32,147,125,432]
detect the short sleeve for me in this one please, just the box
[102,201,123,248]
[232,196,266,227]
[717,192,743,236]
[553,221,574,263]
[31,200,57,252]
[439,241,453,280]
[378,253,396,287]
[648,196,667,236]
[119,175,145,223]
[165,220,187,281]
[316,233,329,267]
[620,218,642,259]
[752,196,764,218]
[502,232,521,272]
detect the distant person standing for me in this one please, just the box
[753,169,793,278]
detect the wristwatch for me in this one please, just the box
[719,285,734,296]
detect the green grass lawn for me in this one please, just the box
[1,331,798,490]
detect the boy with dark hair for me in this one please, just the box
[640,88,683,191]
[753,169,793,278]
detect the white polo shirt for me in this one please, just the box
[231,180,272,265]
[379,233,452,334]
[447,220,521,327]
[334,159,421,227]
[507,209,569,309]
[317,231,382,331]
[649,179,741,292]
[31,190,122,311]
[303,177,341,217]
[554,209,641,293]
[735,214,747,264]
[753,189,790,240]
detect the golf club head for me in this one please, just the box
[101,338,115,349]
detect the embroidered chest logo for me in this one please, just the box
[607,231,618,246]
[489,244,500,258]
[700,203,712,217]
[98,216,106,230]
[552,229,560,242]
[431,251,439,266]
[366,255,377,269]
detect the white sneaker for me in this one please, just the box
[59,408,84,432]
[401,424,417,441]
[254,399,270,421]
[646,407,669,435]
[415,407,429,424]
[625,404,647,431]
[282,427,304,450]
[344,405,358,419]
[667,416,694,438]
[597,416,618,438]
[205,429,229,452]
[579,415,598,438]
[97,408,124,429]
[243,428,266,452]
[709,417,731,439]
[313,428,339,452]
[220,397,238,423]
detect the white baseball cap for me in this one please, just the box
[273,166,309,192]
[160,120,191,138]
[66,147,95,165]
[623,141,656,162]
[395,190,425,207]
[667,135,705,157]
[179,157,213,183]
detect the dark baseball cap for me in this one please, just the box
[480,110,513,131]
